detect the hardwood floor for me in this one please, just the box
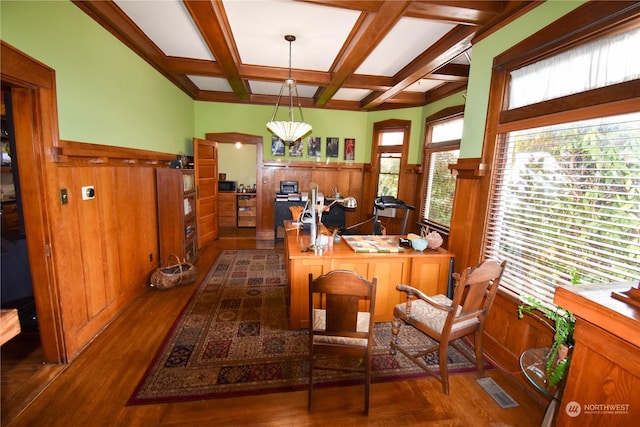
[2,237,545,426]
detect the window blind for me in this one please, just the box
[423,149,459,227]
[484,113,640,307]
[420,116,462,228]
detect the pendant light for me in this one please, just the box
[266,35,312,145]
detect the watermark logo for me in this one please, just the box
[565,401,581,417]
[565,400,631,417]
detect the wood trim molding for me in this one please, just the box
[263,161,365,171]
[448,157,487,179]
[0,41,56,89]
[493,1,640,71]
[51,140,177,166]
[1,42,66,363]
[424,104,465,125]
[471,1,542,45]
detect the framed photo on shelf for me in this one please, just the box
[271,136,285,156]
[344,138,355,161]
[289,139,303,157]
[326,137,339,158]
[307,136,321,159]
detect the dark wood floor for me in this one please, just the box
[1,234,545,426]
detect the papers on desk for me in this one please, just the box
[342,235,404,253]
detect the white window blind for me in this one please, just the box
[423,149,459,227]
[484,113,640,307]
[421,117,462,228]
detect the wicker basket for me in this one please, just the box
[150,255,198,290]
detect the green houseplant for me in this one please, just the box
[518,296,576,387]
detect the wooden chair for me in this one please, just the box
[390,260,506,394]
[308,270,377,415]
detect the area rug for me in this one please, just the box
[128,249,486,405]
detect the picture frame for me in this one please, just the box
[344,138,355,161]
[326,137,339,158]
[271,135,285,156]
[289,138,303,157]
[307,136,321,159]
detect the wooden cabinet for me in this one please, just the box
[554,282,640,426]
[1,201,19,233]
[284,221,454,329]
[218,192,237,228]
[237,194,256,227]
[156,168,197,265]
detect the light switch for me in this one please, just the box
[60,189,68,204]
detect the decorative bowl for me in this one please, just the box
[411,238,428,251]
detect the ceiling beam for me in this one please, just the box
[429,63,470,82]
[183,0,250,100]
[406,1,506,25]
[297,0,383,13]
[359,24,475,109]
[313,0,412,106]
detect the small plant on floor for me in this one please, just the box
[517,296,576,387]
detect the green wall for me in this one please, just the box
[194,101,373,162]
[1,0,193,154]
[460,0,587,158]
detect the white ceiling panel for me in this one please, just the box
[404,79,443,93]
[356,17,455,76]
[114,0,214,60]
[223,0,360,70]
[188,75,232,92]
[333,88,371,102]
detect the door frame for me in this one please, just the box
[204,132,265,239]
[1,41,66,363]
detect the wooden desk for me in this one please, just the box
[284,221,454,329]
[554,281,640,426]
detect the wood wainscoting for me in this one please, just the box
[483,290,554,407]
[49,140,176,361]
[2,40,177,364]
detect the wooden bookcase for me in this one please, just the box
[156,168,197,265]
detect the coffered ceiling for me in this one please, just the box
[73,0,535,111]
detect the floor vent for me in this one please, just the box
[477,377,519,409]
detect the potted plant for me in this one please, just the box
[518,297,576,387]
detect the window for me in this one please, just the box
[421,114,462,229]
[376,131,404,198]
[484,23,640,308]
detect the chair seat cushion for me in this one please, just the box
[395,294,479,333]
[312,309,370,347]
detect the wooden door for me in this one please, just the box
[194,138,218,248]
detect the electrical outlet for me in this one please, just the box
[81,186,95,200]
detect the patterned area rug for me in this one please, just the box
[128,249,485,405]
